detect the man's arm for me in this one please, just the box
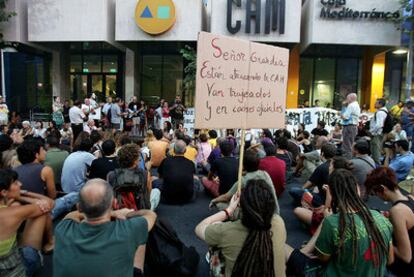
[390,206,412,263]
[42,166,56,199]
[127,210,157,232]
[302,180,314,190]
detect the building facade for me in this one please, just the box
[0,0,404,115]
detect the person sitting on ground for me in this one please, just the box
[275,136,293,170]
[351,139,376,198]
[33,121,47,139]
[294,136,329,178]
[15,139,56,199]
[196,133,212,169]
[311,121,329,139]
[293,156,353,234]
[208,130,218,149]
[210,149,280,216]
[147,129,169,168]
[53,179,156,277]
[259,143,286,197]
[0,134,20,169]
[89,139,119,180]
[328,123,343,147]
[286,169,394,277]
[202,140,239,198]
[19,121,33,139]
[83,119,98,134]
[196,179,286,277]
[153,140,199,205]
[0,169,55,277]
[61,138,95,193]
[108,143,159,211]
[90,130,103,158]
[289,143,337,208]
[207,137,226,166]
[365,167,414,276]
[283,129,300,165]
[44,135,69,191]
[297,131,313,153]
[392,123,408,141]
[385,140,414,183]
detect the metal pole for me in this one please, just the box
[406,29,413,100]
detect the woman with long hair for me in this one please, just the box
[286,169,393,277]
[365,167,414,276]
[196,179,286,277]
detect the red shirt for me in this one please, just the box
[259,156,286,197]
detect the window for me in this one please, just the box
[313,58,335,108]
[103,55,118,73]
[83,55,101,73]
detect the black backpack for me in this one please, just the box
[379,109,394,134]
[106,104,112,122]
[145,218,200,277]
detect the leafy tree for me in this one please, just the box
[0,0,16,41]
[180,45,196,98]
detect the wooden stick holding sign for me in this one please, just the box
[194,32,289,195]
[237,129,246,193]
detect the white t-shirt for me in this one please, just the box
[69,106,86,124]
[0,103,9,123]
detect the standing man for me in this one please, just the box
[369,98,388,164]
[69,100,86,142]
[341,93,361,159]
[170,95,187,129]
[110,98,123,133]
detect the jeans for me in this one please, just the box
[289,187,305,207]
[51,192,79,220]
[370,134,383,165]
[19,246,42,277]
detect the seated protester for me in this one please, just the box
[294,136,329,178]
[283,129,300,165]
[208,130,218,149]
[207,137,226,166]
[297,131,314,153]
[108,144,159,211]
[90,130,103,158]
[392,123,408,141]
[153,140,199,205]
[260,129,274,146]
[329,123,343,146]
[89,139,119,180]
[293,156,353,235]
[195,133,212,168]
[53,179,156,277]
[311,120,329,138]
[147,129,169,168]
[196,179,286,277]
[385,140,414,183]
[61,138,95,193]
[365,167,414,276]
[202,141,239,197]
[170,135,198,163]
[0,169,55,277]
[289,143,337,208]
[286,169,394,277]
[15,139,56,199]
[44,135,69,191]
[275,136,293,170]
[259,144,286,197]
[0,134,20,169]
[351,139,376,199]
[210,149,280,215]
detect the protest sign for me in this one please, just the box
[194,32,289,129]
[183,108,195,137]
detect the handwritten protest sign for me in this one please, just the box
[195,32,289,129]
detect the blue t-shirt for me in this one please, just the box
[390,152,414,182]
[110,104,122,124]
[61,151,95,193]
[53,216,148,277]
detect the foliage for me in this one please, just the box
[0,0,16,41]
[180,45,197,94]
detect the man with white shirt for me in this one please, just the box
[369,98,388,164]
[341,93,361,159]
[69,100,86,142]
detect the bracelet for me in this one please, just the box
[223,209,230,218]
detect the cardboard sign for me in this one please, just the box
[195,32,289,129]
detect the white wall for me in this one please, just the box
[301,0,401,50]
[28,0,114,42]
[116,0,203,41]
[210,0,301,43]
[2,0,28,43]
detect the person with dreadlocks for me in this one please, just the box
[286,169,394,277]
[365,167,414,277]
[195,179,286,277]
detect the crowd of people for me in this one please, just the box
[0,92,413,277]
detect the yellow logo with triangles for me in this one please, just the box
[135,0,176,35]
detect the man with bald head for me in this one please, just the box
[53,179,156,277]
[154,140,198,204]
[341,93,361,159]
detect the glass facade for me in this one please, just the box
[69,42,123,102]
[383,52,405,104]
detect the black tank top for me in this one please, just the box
[392,197,414,274]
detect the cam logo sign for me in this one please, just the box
[135,0,176,35]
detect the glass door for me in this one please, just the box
[105,75,117,99]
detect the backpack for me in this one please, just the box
[377,109,393,134]
[112,168,150,210]
[145,218,200,277]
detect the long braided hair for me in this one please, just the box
[231,179,276,277]
[328,169,388,275]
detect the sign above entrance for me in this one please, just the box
[135,0,176,35]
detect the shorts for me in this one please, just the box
[19,246,42,276]
[111,123,120,130]
[286,249,322,277]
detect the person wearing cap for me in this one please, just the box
[351,139,376,199]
